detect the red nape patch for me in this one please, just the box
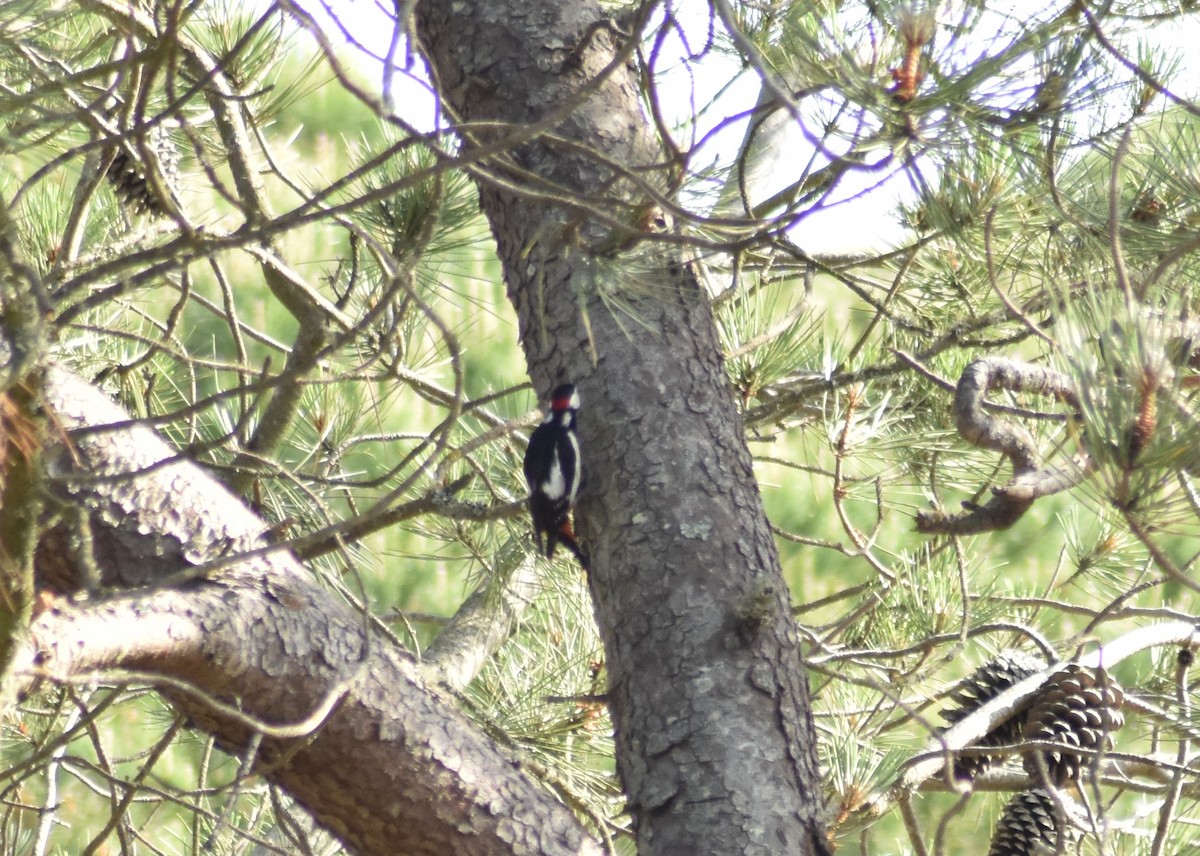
[552,394,573,411]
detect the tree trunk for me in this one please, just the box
[415,1,829,853]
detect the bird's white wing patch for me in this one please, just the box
[541,447,566,499]
[566,433,581,502]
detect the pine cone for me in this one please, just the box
[1022,664,1124,786]
[987,789,1060,856]
[106,124,178,217]
[940,651,1042,780]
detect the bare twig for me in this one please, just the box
[898,793,931,856]
[32,697,85,856]
[1150,648,1192,856]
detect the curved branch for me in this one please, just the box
[917,357,1087,534]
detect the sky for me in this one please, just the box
[293,0,1200,255]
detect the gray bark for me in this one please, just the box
[415,1,829,853]
[22,366,602,856]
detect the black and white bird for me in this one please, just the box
[522,383,584,563]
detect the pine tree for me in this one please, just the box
[0,0,1197,854]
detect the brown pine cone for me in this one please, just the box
[940,651,1042,780]
[988,789,1064,856]
[1021,664,1124,786]
[106,124,178,217]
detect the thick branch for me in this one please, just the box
[25,366,601,856]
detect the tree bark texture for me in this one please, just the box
[415,2,829,854]
[22,366,601,856]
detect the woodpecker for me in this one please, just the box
[523,383,584,563]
